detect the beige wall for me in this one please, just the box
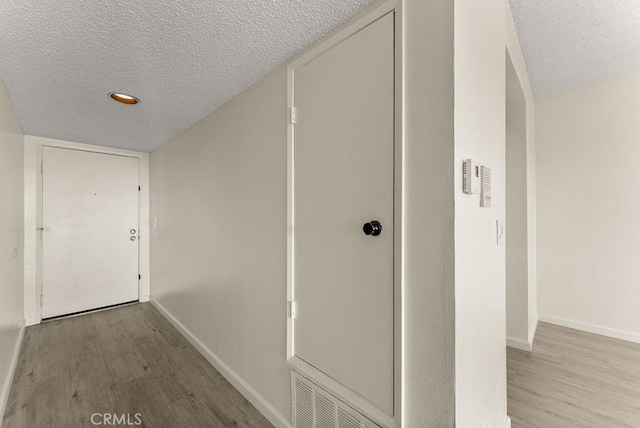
[150,66,291,424]
[537,70,640,342]
[506,67,528,345]
[454,0,508,426]
[505,0,538,351]
[402,0,455,425]
[150,0,456,426]
[0,78,24,413]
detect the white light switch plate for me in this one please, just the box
[496,220,505,245]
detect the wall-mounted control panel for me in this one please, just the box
[463,159,481,194]
[463,159,492,208]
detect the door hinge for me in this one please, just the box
[138,274,141,280]
[40,294,43,307]
[40,161,43,174]
[289,107,296,125]
[289,301,297,319]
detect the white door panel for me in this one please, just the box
[293,13,394,412]
[42,147,139,318]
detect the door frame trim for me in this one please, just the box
[286,1,403,427]
[24,135,150,326]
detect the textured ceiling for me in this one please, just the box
[0,0,374,152]
[510,0,640,95]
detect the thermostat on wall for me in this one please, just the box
[463,159,480,194]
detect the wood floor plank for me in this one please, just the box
[2,303,274,428]
[508,322,640,428]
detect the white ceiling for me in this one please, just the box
[0,0,374,152]
[510,0,640,95]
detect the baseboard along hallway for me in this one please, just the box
[2,303,272,428]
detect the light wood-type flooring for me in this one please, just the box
[508,322,640,427]
[2,303,273,428]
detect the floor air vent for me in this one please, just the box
[292,371,379,428]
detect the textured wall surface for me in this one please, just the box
[454,0,507,426]
[506,0,538,351]
[537,70,640,342]
[505,57,528,346]
[0,0,373,152]
[402,0,455,425]
[510,0,640,94]
[151,1,459,425]
[0,77,24,417]
[150,65,291,423]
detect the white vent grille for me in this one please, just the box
[295,379,315,428]
[337,409,361,428]
[292,371,379,428]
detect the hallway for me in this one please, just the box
[2,303,272,428]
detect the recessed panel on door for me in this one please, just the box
[42,147,139,318]
[293,13,394,412]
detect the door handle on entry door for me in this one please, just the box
[363,220,382,236]
[130,236,137,241]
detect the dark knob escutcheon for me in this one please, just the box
[363,220,382,236]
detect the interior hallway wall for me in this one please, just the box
[150,66,291,425]
[0,77,24,415]
[403,0,455,425]
[150,1,457,426]
[454,0,508,426]
[506,58,529,348]
[505,0,538,351]
[536,70,640,342]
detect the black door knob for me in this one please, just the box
[363,220,382,236]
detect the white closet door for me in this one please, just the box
[293,13,395,412]
[42,147,139,318]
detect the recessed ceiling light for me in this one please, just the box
[109,92,139,105]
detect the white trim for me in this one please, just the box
[24,317,41,327]
[149,298,291,428]
[505,416,512,428]
[539,314,640,344]
[23,135,150,323]
[285,1,402,426]
[506,336,531,352]
[0,323,25,425]
[392,1,404,423]
[506,315,538,351]
[528,314,539,347]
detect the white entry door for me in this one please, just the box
[42,147,139,318]
[293,13,395,412]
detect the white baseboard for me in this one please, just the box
[149,298,291,428]
[505,415,512,428]
[507,315,539,352]
[0,323,25,426]
[24,317,41,327]
[528,315,539,347]
[539,314,640,344]
[506,336,531,351]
